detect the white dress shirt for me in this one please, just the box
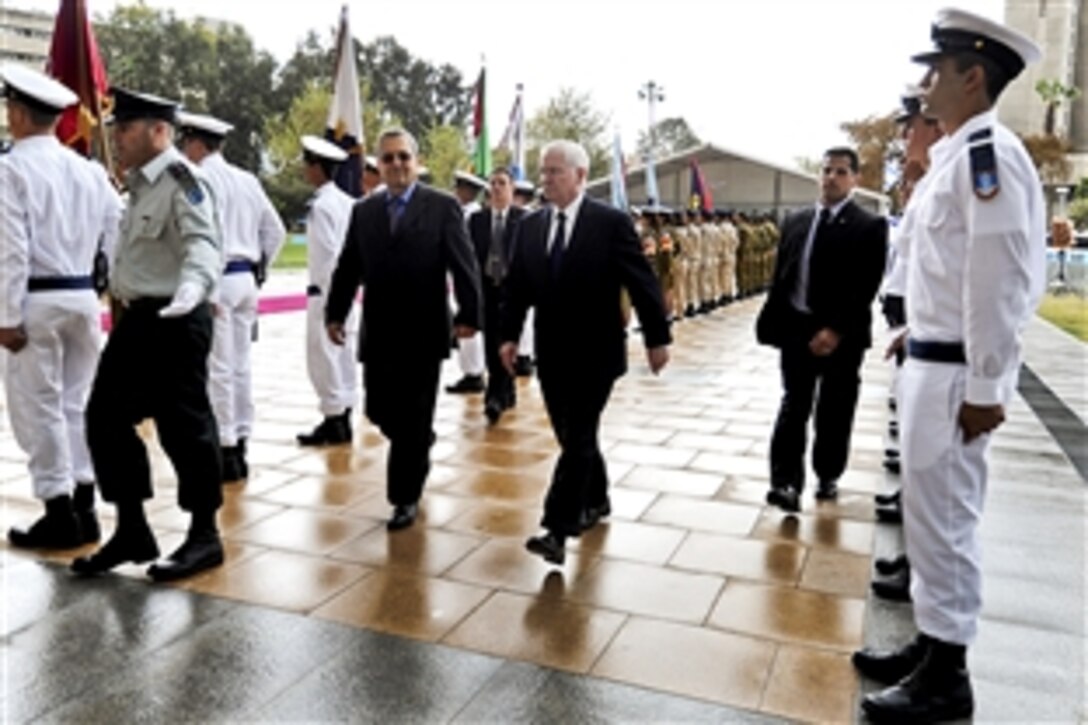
[0,135,122,326]
[199,152,285,264]
[904,109,1046,405]
[546,192,585,252]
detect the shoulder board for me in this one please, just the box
[967,128,999,200]
[167,162,205,205]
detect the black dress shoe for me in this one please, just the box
[74,484,101,543]
[525,532,565,565]
[852,634,930,685]
[874,489,901,506]
[883,458,901,475]
[766,486,800,513]
[871,567,912,602]
[8,495,83,550]
[814,480,839,501]
[875,554,909,576]
[888,421,899,439]
[445,374,485,394]
[71,525,160,575]
[484,400,502,425]
[862,640,974,722]
[387,503,418,531]
[875,502,902,524]
[147,530,225,582]
[883,447,900,459]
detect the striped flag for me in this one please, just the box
[47,0,109,159]
[471,66,492,178]
[325,4,363,197]
[498,84,525,180]
[610,132,628,210]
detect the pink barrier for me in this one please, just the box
[100,292,310,332]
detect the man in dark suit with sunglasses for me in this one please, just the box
[326,127,481,531]
[756,147,887,512]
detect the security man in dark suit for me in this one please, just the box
[326,128,481,531]
[467,167,527,424]
[500,140,671,566]
[756,147,887,512]
[72,88,225,581]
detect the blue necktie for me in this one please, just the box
[389,195,407,234]
[549,211,566,280]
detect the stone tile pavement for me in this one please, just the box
[1,278,1084,722]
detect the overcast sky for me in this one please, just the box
[19,0,1004,167]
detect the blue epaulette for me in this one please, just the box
[167,162,205,205]
[967,128,998,200]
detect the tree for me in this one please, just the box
[421,125,470,190]
[1068,197,1088,230]
[358,36,470,140]
[263,82,397,223]
[636,117,701,159]
[524,87,610,180]
[839,113,900,193]
[1035,79,1081,136]
[94,4,278,173]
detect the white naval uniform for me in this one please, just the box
[199,152,286,447]
[0,135,122,499]
[306,181,358,416]
[899,109,1045,645]
[455,200,485,377]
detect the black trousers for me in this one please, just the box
[364,356,441,506]
[769,339,864,492]
[86,301,222,514]
[482,281,514,407]
[538,368,615,537]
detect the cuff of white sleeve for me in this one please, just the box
[965,374,1006,406]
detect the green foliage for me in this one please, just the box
[1035,79,1082,136]
[1074,177,1088,200]
[1038,293,1088,342]
[524,87,610,180]
[95,2,277,173]
[421,125,470,189]
[1068,197,1088,231]
[636,117,701,159]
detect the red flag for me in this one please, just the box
[47,0,109,157]
[689,158,714,212]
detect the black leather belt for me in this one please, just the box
[27,275,94,292]
[908,339,966,364]
[306,284,322,297]
[224,259,256,274]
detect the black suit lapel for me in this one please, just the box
[392,186,426,239]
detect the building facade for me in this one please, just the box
[1000,0,1088,181]
[0,6,53,141]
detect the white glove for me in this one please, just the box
[159,282,204,318]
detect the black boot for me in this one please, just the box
[872,565,912,602]
[862,638,974,722]
[445,374,485,394]
[220,446,244,482]
[147,514,224,583]
[74,482,101,544]
[8,495,83,549]
[236,437,250,480]
[875,553,909,576]
[297,414,351,446]
[514,355,533,377]
[853,633,930,685]
[874,489,901,506]
[71,502,159,576]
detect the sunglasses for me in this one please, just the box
[381,151,413,163]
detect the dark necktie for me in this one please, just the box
[487,211,506,282]
[549,211,566,280]
[806,207,833,307]
[389,195,407,234]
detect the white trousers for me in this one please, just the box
[4,291,100,499]
[307,295,358,416]
[519,307,535,358]
[900,359,991,645]
[448,281,485,376]
[208,272,258,446]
